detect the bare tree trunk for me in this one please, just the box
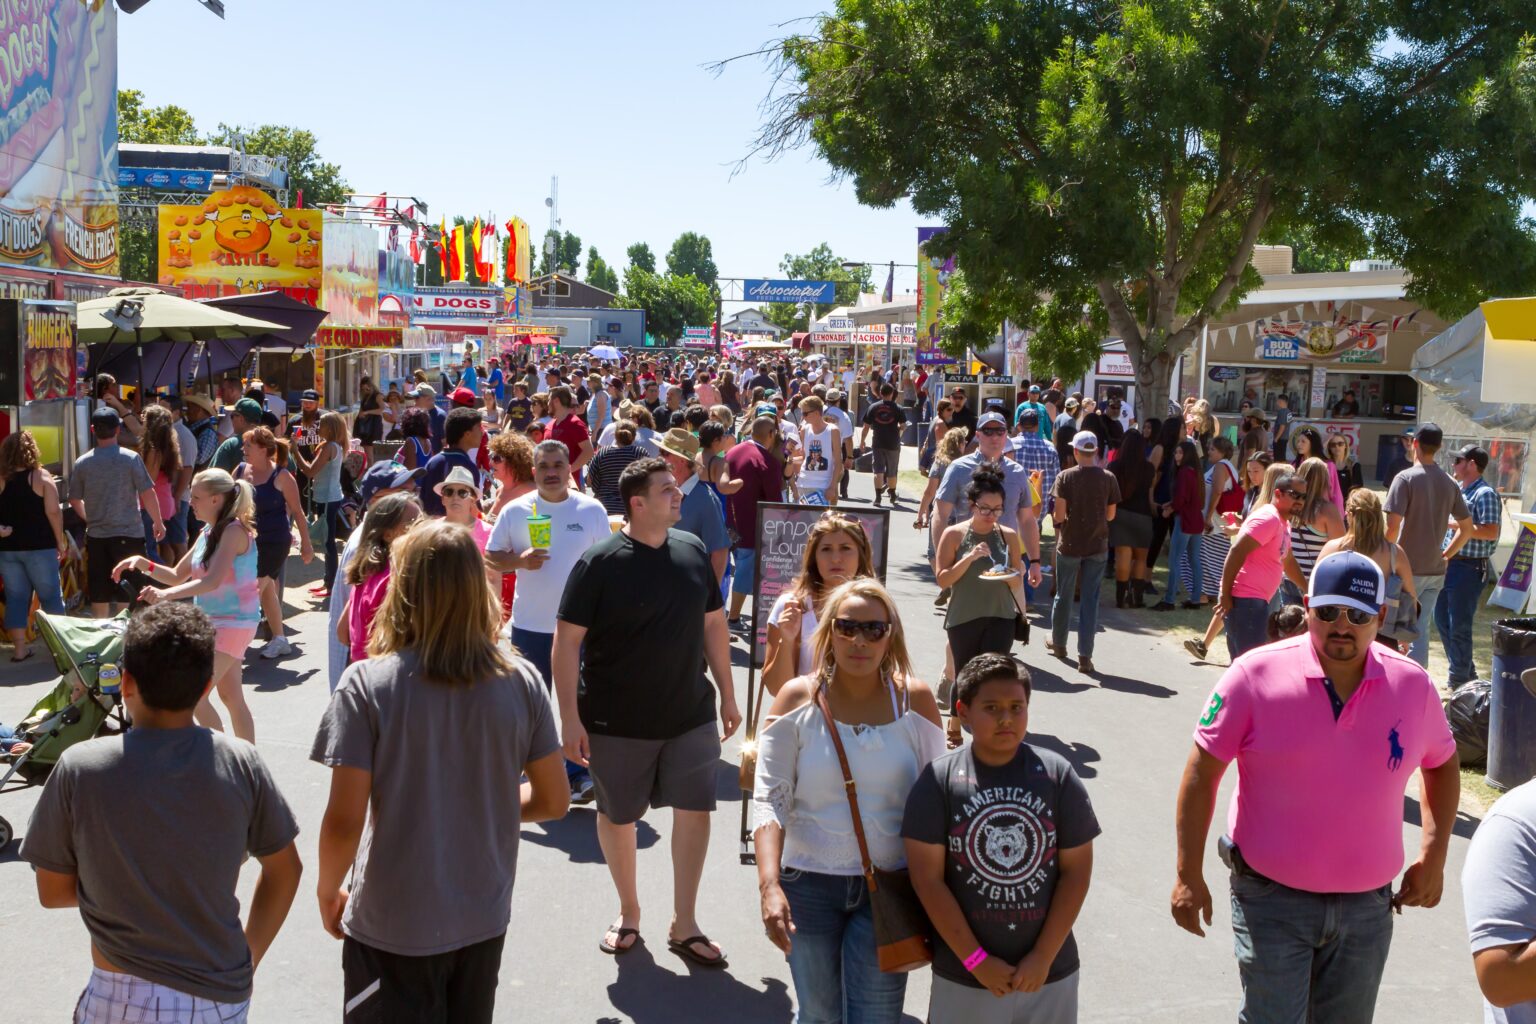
[1137,351,1179,422]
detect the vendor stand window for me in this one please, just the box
[1205,365,1419,421]
[1441,436,1527,499]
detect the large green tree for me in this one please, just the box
[750,1,1536,412]
[212,122,348,207]
[118,89,199,145]
[538,230,582,275]
[665,231,718,287]
[626,241,656,274]
[586,246,620,294]
[764,242,872,331]
[619,270,714,341]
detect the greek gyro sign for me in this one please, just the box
[744,279,836,304]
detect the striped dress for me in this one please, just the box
[1289,521,1331,585]
[1182,460,1241,599]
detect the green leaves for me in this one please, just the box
[665,232,719,287]
[757,0,1536,412]
[619,271,713,342]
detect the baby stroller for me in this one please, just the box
[0,611,130,847]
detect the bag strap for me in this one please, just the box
[815,686,877,887]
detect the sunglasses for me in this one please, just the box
[441,487,476,500]
[1279,488,1305,500]
[978,426,1007,436]
[1314,605,1376,626]
[832,618,893,642]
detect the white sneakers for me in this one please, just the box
[260,635,294,660]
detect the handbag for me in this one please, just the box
[1382,544,1420,644]
[815,688,933,973]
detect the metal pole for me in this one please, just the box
[884,260,894,374]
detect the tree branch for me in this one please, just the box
[1400,28,1488,100]
[1175,177,1275,346]
[1096,279,1145,357]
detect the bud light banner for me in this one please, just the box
[118,167,213,192]
[744,279,835,304]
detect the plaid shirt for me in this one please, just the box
[1010,432,1059,514]
[1450,476,1501,560]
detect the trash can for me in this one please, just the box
[1487,617,1536,790]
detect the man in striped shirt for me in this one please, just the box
[1439,444,1503,685]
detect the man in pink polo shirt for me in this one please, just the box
[1172,551,1460,1023]
[1217,468,1306,660]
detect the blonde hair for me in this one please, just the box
[1257,462,1291,508]
[192,469,254,568]
[1342,487,1387,556]
[367,519,513,686]
[937,426,970,466]
[319,410,350,449]
[807,577,915,694]
[1295,457,1334,524]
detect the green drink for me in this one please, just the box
[527,514,552,550]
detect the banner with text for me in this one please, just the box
[0,0,119,276]
[751,503,890,669]
[1255,319,1387,363]
[158,185,321,304]
[917,227,953,366]
[322,217,380,327]
[744,279,835,304]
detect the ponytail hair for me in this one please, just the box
[193,469,254,568]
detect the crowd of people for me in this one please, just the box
[3,347,1524,1024]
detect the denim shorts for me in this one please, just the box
[162,499,190,545]
[731,547,756,596]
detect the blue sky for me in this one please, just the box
[117,0,925,295]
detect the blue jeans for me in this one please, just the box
[1226,596,1271,661]
[140,508,159,563]
[1229,873,1393,1024]
[1160,522,1202,605]
[0,549,65,631]
[1052,552,1106,658]
[1407,573,1446,668]
[317,500,343,589]
[780,869,907,1024]
[1436,557,1490,684]
[510,626,585,782]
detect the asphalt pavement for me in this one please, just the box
[0,471,1487,1022]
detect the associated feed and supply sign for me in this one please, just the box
[0,1,119,276]
[743,279,835,304]
[158,185,321,303]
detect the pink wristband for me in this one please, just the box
[963,947,988,972]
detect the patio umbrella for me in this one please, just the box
[737,339,791,352]
[77,288,287,395]
[588,344,622,361]
[200,290,329,349]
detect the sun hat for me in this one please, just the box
[433,465,482,497]
[658,427,701,461]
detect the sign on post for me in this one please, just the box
[750,504,891,669]
[744,279,836,304]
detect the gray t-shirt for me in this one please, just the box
[902,743,1100,987]
[1384,461,1470,578]
[21,729,298,1002]
[1464,778,1536,1024]
[311,650,560,955]
[938,451,1035,522]
[327,525,363,692]
[69,444,153,539]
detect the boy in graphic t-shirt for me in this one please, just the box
[903,652,1099,1023]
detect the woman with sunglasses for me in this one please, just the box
[935,463,1027,684]
[1319,487,1418,652]
[753,578,944,1024]
[1326,433,1364,501]
[436,465,501,594]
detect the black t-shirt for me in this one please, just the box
[748,373,775,393]
[902,743,1100,987]
[558,529,723,739]
[862,399,904,449]
[951,404,978,440]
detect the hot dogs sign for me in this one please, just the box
[157,185,322,300]
[0,0,121,276]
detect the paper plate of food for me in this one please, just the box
[978,566,1020,581]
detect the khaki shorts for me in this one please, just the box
[872,447,901,476]
[929,971,1079,1024]
[588,721,721,825]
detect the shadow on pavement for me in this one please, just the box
[1030,732,1103,779]
[522,810,661,864]
[604,942,795,1024]
[1403,793,1481,839]
[1095,672,1178,699]
[248,664,319,692]
[1028,664,1092,695]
